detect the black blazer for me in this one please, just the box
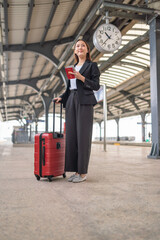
[60,60,100,108]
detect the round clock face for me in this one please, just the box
[93,23,122,53]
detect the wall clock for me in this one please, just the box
[93,23,122,52]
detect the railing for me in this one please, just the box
[11,130,39,144]
[94,136,135,141]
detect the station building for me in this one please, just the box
[0,1,160,240]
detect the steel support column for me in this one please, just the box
[141,113,146,142]
[35,119,38,134]
[29,124,32,142]
[148,18,160,158]
[115,118,120,141]
[103,84,107,152]
[99,121,102,141]
[97,121,102,141]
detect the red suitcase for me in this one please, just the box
[34,101,66,182]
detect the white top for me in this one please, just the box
[70,65,82,90]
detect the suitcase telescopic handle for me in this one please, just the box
[53,100,62,135]
[42,146,45,166]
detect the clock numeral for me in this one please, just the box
[112,44,115,48]
[107,26,111,31]
[108,44,111,49]
[97,35,102,39]
[115,41,119,45]
[99,30,104,34]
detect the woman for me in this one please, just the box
[54,39,100,183]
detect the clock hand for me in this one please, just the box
[102,38,110,45]
[105,32,111,39]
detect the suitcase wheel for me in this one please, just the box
[63,173,66,178]
[35,175,40,181]
[48,177,52,182]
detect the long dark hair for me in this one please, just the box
[74,39,91,64]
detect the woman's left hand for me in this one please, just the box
[69,71,85,82]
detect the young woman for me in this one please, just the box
[54,39,100,183]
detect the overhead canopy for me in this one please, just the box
[0,0,159,123]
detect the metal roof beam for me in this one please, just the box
[101,1,159,15]
[108,11,146,22]
[56,0,103,69]
[0,105,28,110]
[22,54,39,96]
[107,106,114,116]
[3,39,69,87]
[7,114,20,118]
[29,55,39,78]
[0,93,37,102]
[114,105,132,114]
[15,0,35,104]
[0,74,50,86]
[120,90,140,110]
[40,0,59,44]
[107,108,150,120]
[48,0,103,85]
[3,36,75,52]
[2,0,9,47]
[39,60,49,76]
[2,111,20,115]
[119,61,150,71]
[57,0,82,41]
[2,0,9,120]
[23,0,35,46]
[99,31,149,73]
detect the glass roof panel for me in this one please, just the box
[112,65,138,74]
[100,80,116,87]
[100,78,122,83]
[101,73,126,80]
[132,52,150,60]
[142,44,150,49]
[101,77,126,83]
[126,29,147,35]
[108,68,136,75]
[121,40,129,45]
[101,76,124,82]
[122,35,137,40]
[120,63,144,71]
[125,56,150,65]
[121,59,148,67]
[103,53,113,57]
[133,23,149,29]
[105,70,132,78]
[99,57,109,61]
[135,48,150,55]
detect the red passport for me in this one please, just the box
[65,65,75,79]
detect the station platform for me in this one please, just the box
[0,141,160,240]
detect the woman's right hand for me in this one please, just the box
[54,97,62,103]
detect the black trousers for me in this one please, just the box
[65,91,93,174]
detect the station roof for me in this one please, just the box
[0,0,159,123]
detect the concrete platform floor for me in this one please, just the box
[0,141,160,240]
